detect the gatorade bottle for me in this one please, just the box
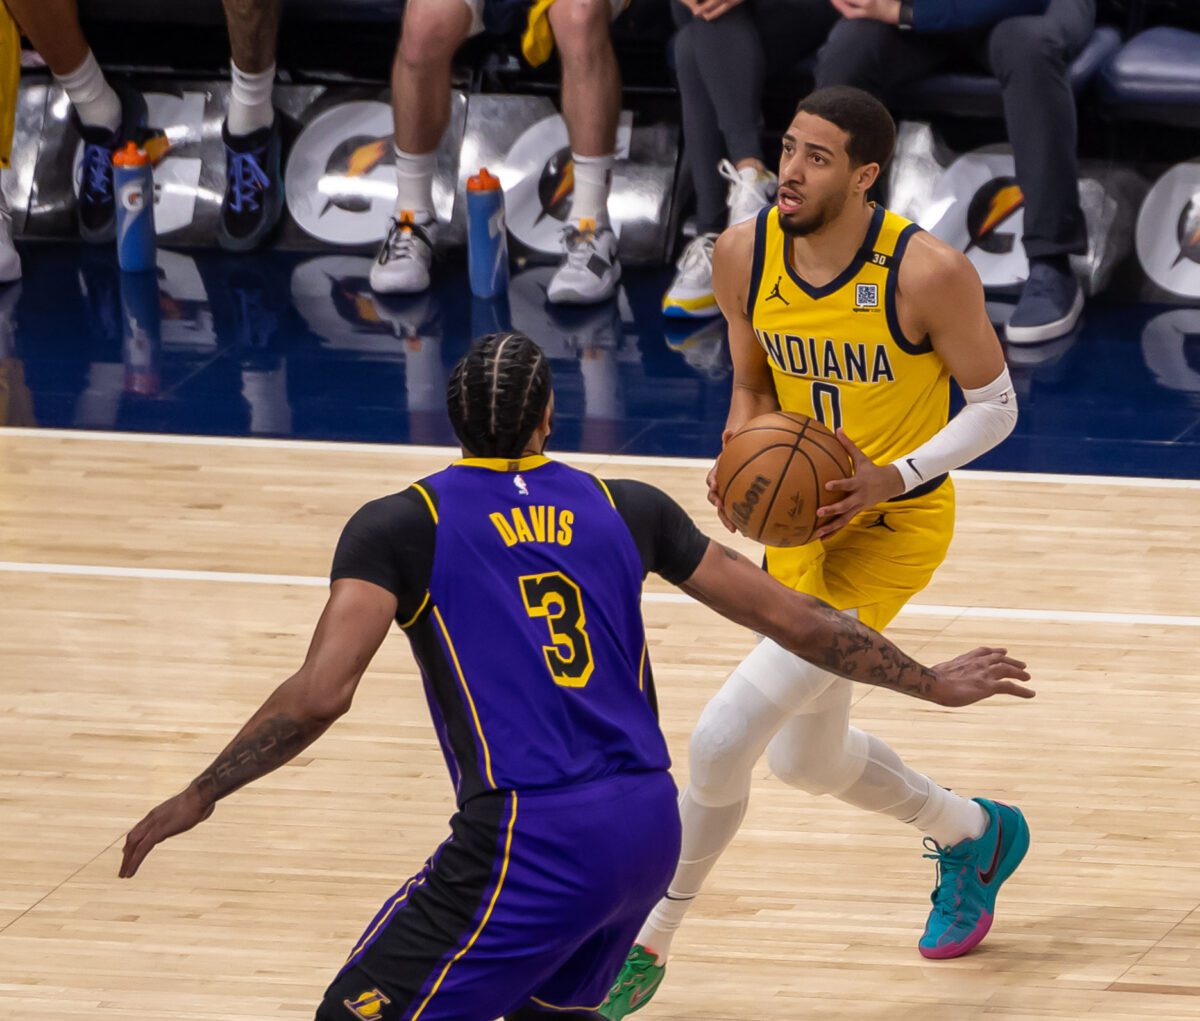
[466,168,509,299]
[112,142,156,272]
[119,268,161,396]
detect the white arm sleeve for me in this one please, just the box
[892,367,1018,494]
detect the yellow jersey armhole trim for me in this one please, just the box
[594,476,617,508]
[411,481,438,523]
[399,590,431,630]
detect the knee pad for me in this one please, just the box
[687,690,764,807]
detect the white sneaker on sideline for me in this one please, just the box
[547,218,620,305]
[0,187,21,283]
[370,211,436,294]
[720,158,777,227]
[662,233,719,319]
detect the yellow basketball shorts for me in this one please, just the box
[764,478,956,632]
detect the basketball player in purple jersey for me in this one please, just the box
[118,333,1032,1020]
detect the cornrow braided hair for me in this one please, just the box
[447,332,553,458]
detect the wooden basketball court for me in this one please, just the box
[2,428,1199,1020]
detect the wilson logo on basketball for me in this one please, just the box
[965,178,1024,255]
[731,474,770,528]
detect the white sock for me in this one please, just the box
[54,50,121,132]
[910,783,989,846]
[569,153,614,225]
[393,145,436,219]
[227,61,276,137]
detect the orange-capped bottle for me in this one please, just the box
[112,141,156,271]
[466,167,509,298]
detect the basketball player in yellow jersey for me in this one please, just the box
[603,87,1026,1018]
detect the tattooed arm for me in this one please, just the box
[119,578,398,878]
[681,541,1034,706]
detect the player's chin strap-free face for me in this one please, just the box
[892,367,1018,494]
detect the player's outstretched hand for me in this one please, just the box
[119,787,214,878]
[817,430,905,540]
[707,429,737,533]
[930,647,1035,707]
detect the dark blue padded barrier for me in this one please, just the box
[894,25,1122,119]
[1099,25,1200,126]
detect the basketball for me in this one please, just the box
[714,412,852,547]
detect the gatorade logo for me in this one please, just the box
[536,147,575,226]
[1136,160,1200,299]
[489,206,505,240]
[1174,195,1200,267]
[286,101,403,245]
[965,177,1024,255]
[319,136,392,217]
[290,254,444,348]
[119,183,146,212]
[501,112,631,256]
[1140,309,1200,396]
[923,151,1028,287]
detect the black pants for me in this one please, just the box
[672,0,837,233]
[815,0,1095,258]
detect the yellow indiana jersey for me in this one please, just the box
[748,204,950,483]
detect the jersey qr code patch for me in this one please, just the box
[855,283,879,308]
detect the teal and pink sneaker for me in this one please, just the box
[918,798,1029,960]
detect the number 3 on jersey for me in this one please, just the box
[519,572,595,687]
[812,381,843,431]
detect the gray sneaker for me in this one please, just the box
[1006,260,1084,344]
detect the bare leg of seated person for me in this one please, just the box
[370,0,473,295]
[546,0,623,306]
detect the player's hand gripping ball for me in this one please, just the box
[712,412,852,547]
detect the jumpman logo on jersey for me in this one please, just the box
[765,276,789,305]
[865,512,896,532]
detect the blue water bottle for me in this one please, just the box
[113,142,156,272]
[119,267,161,396]
[466,167,509,299]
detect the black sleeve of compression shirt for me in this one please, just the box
[330,488,436,623]
[604,479,711,585]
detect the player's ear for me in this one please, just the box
[854,162,880,196]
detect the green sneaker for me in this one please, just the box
[600,944,665,1019]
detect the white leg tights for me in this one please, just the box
[637,633,987,963]
[636,639,836,959]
